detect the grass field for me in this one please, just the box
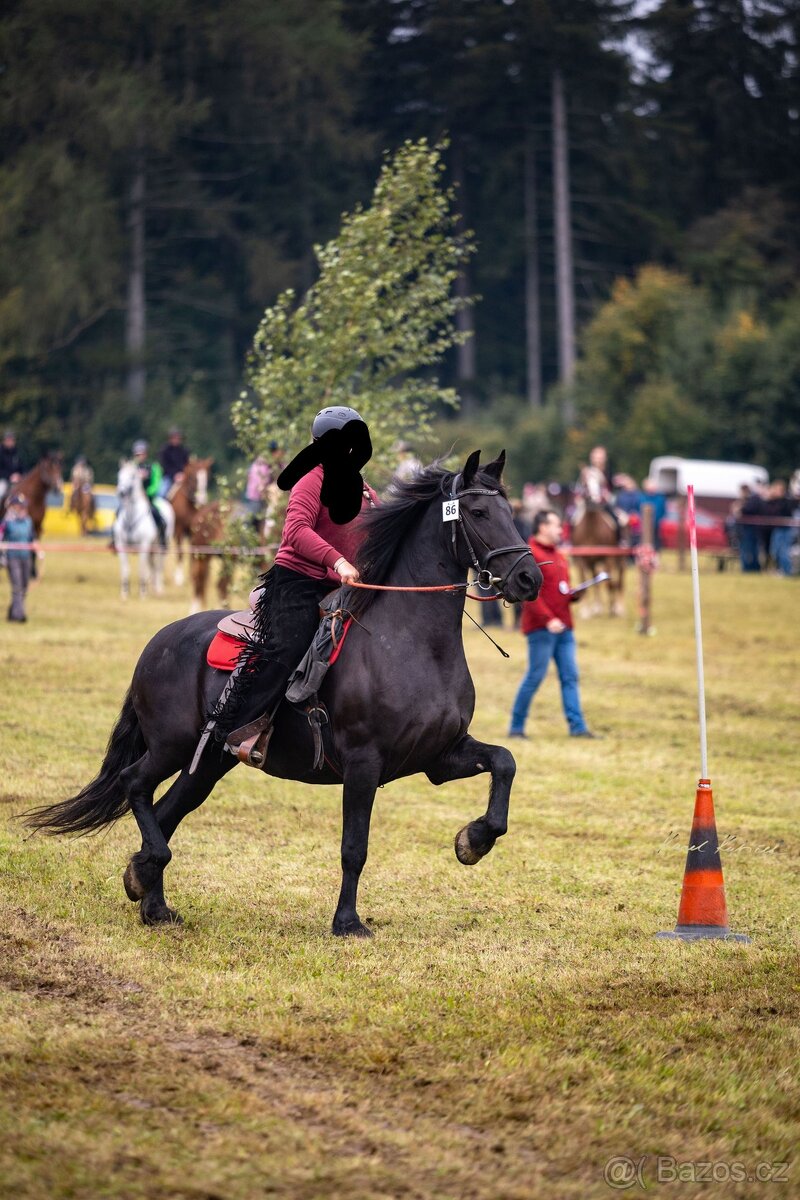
[0,545,797,1199]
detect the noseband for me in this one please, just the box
[447,474,536,596]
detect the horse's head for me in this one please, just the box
[39,452,64,492]
[116,459,141,500]
[450,450,542,603]
[184,456,213,505]
[582,465,606,507]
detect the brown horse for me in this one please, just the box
[188,500,235,613]
[2,453,64,535]
[69,484,96,535]
[570,501,625,617]
[167,456,213,586]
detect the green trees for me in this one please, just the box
[1,0,799,480]
[0,0,365,475]
[568,261,800,478]
[236,140,472,480]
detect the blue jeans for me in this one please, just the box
[509,628,588,735]
[770,527,794,575]
[737,523,761,572]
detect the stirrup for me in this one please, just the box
[224,713,274,768]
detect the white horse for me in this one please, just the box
[113,461,175,599]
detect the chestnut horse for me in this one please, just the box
[1,453,64,535]
[570,503,625,617]
[69,484,96,535]
[167,457,212,586]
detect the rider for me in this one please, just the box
[575,445,626,539]
[158,427,190,497]
[0,430,23,508]
[132,440,167,548]
[216,406,378,749]
[70,455,94,494]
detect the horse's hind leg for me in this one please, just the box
[120,751,180,916]
[426,734,514,865]
[125,754,235,925]
[189,555,207,614]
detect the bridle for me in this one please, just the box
[447,474,537,597]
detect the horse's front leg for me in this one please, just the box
[151,544,165,595]
[173,528,185,587]
[612,558,625,618]
[118,544,130,600]
[139,546,151,597]
[332,754,382,938]
[427,734,514,865]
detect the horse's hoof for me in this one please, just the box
[454,823,496,865]
[123,861,146,901]
[140,900,183,927]
[332,917,373,938]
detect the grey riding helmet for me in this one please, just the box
[132,439,149,455]
[311,406,363,439]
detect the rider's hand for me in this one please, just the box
[546,618,566,634]
[334,557,360,585]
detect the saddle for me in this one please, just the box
[199,587,352,773]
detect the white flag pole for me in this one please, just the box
[686,484,708,780]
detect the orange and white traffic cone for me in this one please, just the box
[657,779,749,942]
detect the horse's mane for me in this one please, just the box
[348,461,506,615]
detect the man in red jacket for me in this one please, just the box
[508,509,599,739]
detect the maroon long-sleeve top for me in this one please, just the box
[273,465,378,584]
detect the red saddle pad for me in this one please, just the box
[207,630,245,670]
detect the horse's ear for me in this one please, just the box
[462,450,481,486]
[484,450,506,481]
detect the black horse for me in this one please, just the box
[26,451,542,936]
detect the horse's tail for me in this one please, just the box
[23,690,144,836]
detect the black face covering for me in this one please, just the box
[277,419,372,524]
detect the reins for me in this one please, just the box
[342,475,549,656]
[347,580,499,600]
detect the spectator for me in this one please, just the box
[508,508,599,740]
[158,427,190,496]
[639,477,667,550]
[0,430,23,506]
[1,493,37,622]
[521,482,548,528]
[738,484,766,572]
[613,473,641,543]
[764,480,794,576]
[245,454,272,527]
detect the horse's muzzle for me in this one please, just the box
[502,562,542,604]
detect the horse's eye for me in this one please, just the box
[472,508,487,519]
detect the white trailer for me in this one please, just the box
[648,457,768,512]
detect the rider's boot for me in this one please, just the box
[151,503,167,549]
[221,662,290,768]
